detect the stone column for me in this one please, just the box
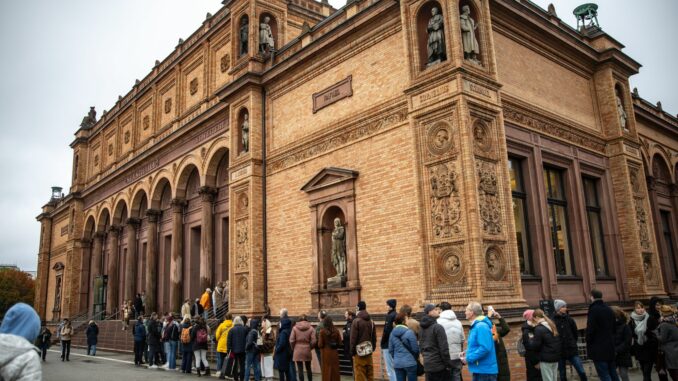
[170,199,187,313]
[124,218,141,303]
[106,225,121,314]
[145,209,161,313]
[199,187,218,291]
[91,231,105,278]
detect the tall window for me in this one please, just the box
[583,177,608,276]
[660,211,678,277]
[509,158,533,275]
[544,167,575,276]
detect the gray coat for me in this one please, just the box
[658,319,678,370]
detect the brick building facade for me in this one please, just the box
[35,0,677,346]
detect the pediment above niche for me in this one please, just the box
[52,262,65,271]
[301,167,359,194]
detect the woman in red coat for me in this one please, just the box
[318,316,343,381]
[290,315,316,381]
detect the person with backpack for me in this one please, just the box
[228,316,248,381]
[133,316,147,366]
[552,300,587,381]
[146,313,163,368]
[388,312,420,381]
[260,316,276,381]
[244,319,263,381]
[86,320,99,356]
[192,298,204,318]
[350,301,377,381]
[275,315,294,381]
[35,322,52,362]
[525,309,561,381]
[163,314,180,370]
[520,310,542,381]
[179,317,194,373]
[192,316,211,376]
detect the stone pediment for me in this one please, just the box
[301,167,359,193]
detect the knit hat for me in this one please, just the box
[386,299,397,309]
[423,303,436,315]
[660,304,676,317]
[554,299,567,312]
[0,303,40,342]
[357,301,367,311]
[522,309,535,321]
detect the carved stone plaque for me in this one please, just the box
[165,98,173,114]
[485,245,506,281]
[477,161,502,235]
[429,162,462,238]
[190,78,199,96]
[313,75,353,113]
[427,121,454,156]
[437,247,465,284]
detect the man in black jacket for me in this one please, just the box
[586,290,618,381]
[420,304,454,381]
[147,313,162,368]
[381,299,397,381]
[552,299,587,381]
[343,310,355,369]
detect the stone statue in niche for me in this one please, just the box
[616,94,628,130]
[427,7,446,66]
[240,18,249,56]
[460,5,480,63]
[328,218,347,288]
[259,16,275,54]
[241,113,250,153]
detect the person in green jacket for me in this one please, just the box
[488,307,511,381]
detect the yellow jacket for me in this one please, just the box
[216,319,233,353]
[200,292,212,310]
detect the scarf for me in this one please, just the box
[631,311,648,345]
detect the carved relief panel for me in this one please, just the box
[429,161,462,239]
[477,160,503,236]
[231,186,250,309]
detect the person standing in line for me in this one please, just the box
[36,321,52,362]
[460,302,497,381]
[420,303,455,381]
[291,314,316,381]
[133,316,147,366]
[657,305,678,381]
[228,316,248,381]
[586,289,619,381]
[275,314,294,381]
[200,288,213,320]
[487,307,510,381]
[315,310,327,367]
[525,309,561,381]
[86,320,99,356]
[381,299,398,381]
[60,318,73,362]
[244,319,262,381]
[350,301,377,381]
[611,306,633,381]
[437,301,464,381]
[134,294,144,318]
[0,303,42,381]
[213,282,226,318]
[343,310,355,371]
[181,298,192,320]
[164,314,180,371]
[192,315,212,376]
[388,312,419,381]
[629,301,660,381]
[147,313,163,368]
[521,310,542,381]
[650,297,670,381]
[400,305,420,339]
[552,299,587,381]
[260,316,276,381]
[318,315,343,381]
[216,313,234,376]
[179,317,194,373]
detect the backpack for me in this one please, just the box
[162,325,171,341]
[196,327,208,345]
[170,323,180,341]
[181,327,192,344]
[516,337,526,357]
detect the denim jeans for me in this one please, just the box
[396,366,418,381]
[217,351,224,372]
[593,361,619,381]
[61,340,71,360]
[88,344,97,356]
[166,340,177,369]
[134,341,145,365]
[558,356,587,381]
[244,352,261,381]
[471,374,498,381]
[181,350,193,373]
[383,349,397,381]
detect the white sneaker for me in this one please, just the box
[149,365,158,369]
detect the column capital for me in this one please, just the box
[171,198,187,212]
[646,175,656,191]
[126,217,142,227]
[146,209,162,223]
[93,230,106,239]
[108,225,122,235]
[199,186,218,202]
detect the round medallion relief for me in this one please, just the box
[427,122,453,156]
[438,248,465,283]
[473,120,493,154]
[237,275,249,300]
[485,245,506,281]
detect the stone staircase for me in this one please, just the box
[71,320,135,353]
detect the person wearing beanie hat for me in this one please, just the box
[0,303,42,380]
[357,301,367,311]
[520,310,541,381]
[522,309,534,321]
[657,304,678,380]
[350,301,376,381]
[381,299,398,381]
[552,300,587,381]
[421,303,455,380]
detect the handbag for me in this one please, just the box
[398,334,424,376]
[356,322,375,357]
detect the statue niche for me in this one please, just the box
[615,84,628,132]
[322,207,346,289]
[239,15,249,57]
[259,14,277,56]
[238,108,249,155]
[459,2,481,64]
[416,2,447,70]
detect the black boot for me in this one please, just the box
[205,368,211,377]
[197,368,202,377]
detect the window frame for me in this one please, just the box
[659,209,678,278]
[543,166,576,277]
[509,156,536,276]
[582,176,609,277]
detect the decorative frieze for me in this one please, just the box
[429,161,462,239]
[235,219,249,272]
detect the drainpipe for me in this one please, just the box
[261,87,269,311]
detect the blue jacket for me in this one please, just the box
[133,321,146,343]
[228,324,248,354]
[86,324,99,346]
[466,316,497,375]
[388,325,419,369]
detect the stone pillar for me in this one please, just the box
[170,199,187,313]
[91,231,105,277]
[145,209,161,313]
[648,176,671,294]
[106,225,121,314]
[199,187,217,291]
[35,210,54,320]
[124,218,141,303]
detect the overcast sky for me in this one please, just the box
[0,0,676,271]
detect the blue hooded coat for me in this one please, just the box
[466,316,498,375]
[388,325,419,369]
[0,303,40,343]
